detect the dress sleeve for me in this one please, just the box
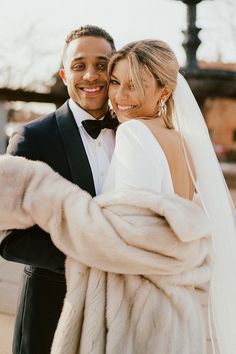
[104,120,165,193]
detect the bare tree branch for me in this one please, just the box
[0,20,61,91]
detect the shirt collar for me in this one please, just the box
[69,98,104,127]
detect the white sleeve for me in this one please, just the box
[104,120,165,193]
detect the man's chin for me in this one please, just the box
[82,102,108,118]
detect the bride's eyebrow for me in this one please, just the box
[110,74,118,79]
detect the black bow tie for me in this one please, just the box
[82,112,119,139]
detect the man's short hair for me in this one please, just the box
[62,25,116,64]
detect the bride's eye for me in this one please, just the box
[110,79,119,85]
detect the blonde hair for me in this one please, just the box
[108,40,179,129]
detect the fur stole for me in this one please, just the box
[0,155,212,354]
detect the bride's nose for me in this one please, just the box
[115,86,129,102]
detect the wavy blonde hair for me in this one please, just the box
[108,40,179,129]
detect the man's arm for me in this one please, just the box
[0,126,65,273]
[0,227,65,273]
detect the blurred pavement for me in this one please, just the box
[0,257,23,354]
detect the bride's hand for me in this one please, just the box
[0,155,37,230]
[0,154,85,236]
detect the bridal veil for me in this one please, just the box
[173,73,236,354]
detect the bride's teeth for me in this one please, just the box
[118,105,134,111]
[83,87,100,92]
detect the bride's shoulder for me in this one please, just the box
[115,119,155,152]
[116,119,149,137]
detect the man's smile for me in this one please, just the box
[78,85,105,97]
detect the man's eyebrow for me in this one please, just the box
[71,55,110,62]
[97,55,110,61]
[72,56,83,61]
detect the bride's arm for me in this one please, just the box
[0,155,150,274]
[0,155,205,276]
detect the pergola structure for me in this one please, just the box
[0,74,68,107]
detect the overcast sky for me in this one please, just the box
[0,0,235,93]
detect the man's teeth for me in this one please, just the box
[82,87,101,93]
[117,105,135,111]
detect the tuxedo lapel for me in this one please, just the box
[55,102,96,196]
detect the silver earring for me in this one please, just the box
[157,99,167,117]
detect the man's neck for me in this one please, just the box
[72,100,108,120]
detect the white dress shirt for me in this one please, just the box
[69,99,115,195]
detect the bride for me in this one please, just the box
[0,39,235,354]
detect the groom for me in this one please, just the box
[0,25,117,354]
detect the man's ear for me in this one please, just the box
[59,68,67,86]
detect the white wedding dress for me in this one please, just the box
[103,119,175,194]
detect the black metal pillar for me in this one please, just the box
[175,0,203,71]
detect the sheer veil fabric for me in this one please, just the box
[173,74,236,354]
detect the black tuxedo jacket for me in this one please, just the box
[0,101,96,354]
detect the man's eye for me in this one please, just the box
[73,63,85,70]
[97,63,107,70]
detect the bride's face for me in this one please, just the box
[108,58,163,123]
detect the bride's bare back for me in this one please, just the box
[140,118,195,200]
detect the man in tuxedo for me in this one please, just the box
[0,25,117,354]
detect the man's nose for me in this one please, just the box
[83,67,99,81]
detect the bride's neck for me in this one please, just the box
[138,117,166,128]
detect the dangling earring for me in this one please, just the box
[157,99,167,117]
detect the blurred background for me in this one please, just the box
[0,0,236,352]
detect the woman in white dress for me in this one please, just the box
[0,40,235,354]
[103,40,236,353]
